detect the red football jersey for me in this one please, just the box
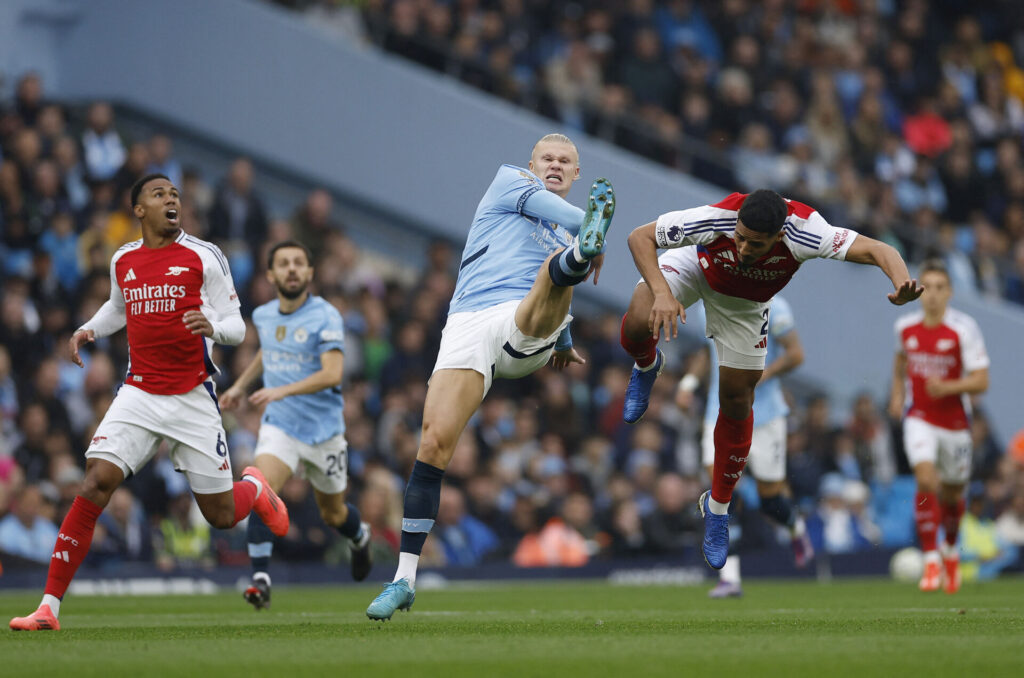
[894,308,989,430]
[654,193,857,302]
[88,231,240,395]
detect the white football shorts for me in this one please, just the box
[903,416,972,484]
[433,299,571,396]
[86,383,233,494]
[651,247,769,370]
[254,423,348,494]
[702,415,787,482]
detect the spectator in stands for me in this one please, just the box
[434,485,498,567]
[208,157,268,244]
[643,472,700,554]
[80,102,126,182]
[291,188,340,256]
[0,484,59,563]
[154,491,214,572]
[805,474,875,555]
[960,484,1019,581]
[92,487,154,566]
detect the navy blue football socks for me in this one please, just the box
[548,244,590,287]
[759,494,795,528]
[336,502,364,541]
[399,460,445,555]
[248,513,276,574]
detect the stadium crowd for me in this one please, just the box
[278,0,1024,307]
[1,62,1022,579]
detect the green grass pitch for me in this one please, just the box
[3,577,1023,677]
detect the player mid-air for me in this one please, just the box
[679,295,813,597]
[618,189,923,570]
[366,134,614,620]
[10,174,288,631]
[889,259,989,593]
[221,240,372,610]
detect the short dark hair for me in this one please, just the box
[130,173,171,207]
[738,189,788,234]
[267,240,313,269]
[919,258,951,283]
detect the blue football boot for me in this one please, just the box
[579,178,615,258]
[699,491,730,570]
[366,578,416,621]
[622,349,664,423]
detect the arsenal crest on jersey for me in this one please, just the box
[276,326,286,342]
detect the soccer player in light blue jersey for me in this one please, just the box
[367,134,615,620]
[677,296,812,597]
[221,241,371,610]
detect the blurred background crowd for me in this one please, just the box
[307,0,1024,304]
[3,0,1024,581]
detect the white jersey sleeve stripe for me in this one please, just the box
[185,235,229,275]
[782,222,822,247]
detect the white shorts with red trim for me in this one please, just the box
[652,247,769,370]
[903,416,972,484]
[86,383,232,494]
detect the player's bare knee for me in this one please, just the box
[719,392,753,419]
[417,430,452,469]
[758,480,785,497]
[204,507,236,530]
[80,467,122,507]
[914,467,940,493]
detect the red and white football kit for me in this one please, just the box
[82,231,244,492]
[894,308,989,482]
[650,192,858,370]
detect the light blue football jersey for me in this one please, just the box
[449,164,578,314]
[252,294,345,445]
[703,296,796,426]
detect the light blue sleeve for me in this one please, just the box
[522,189,586,230]
[318,305,345,354]
[486,164,546,215]
[554,324,573,351]
[769,296,796,337]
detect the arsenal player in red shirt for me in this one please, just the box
[618,189,922,571]
[10,174,288,631]
[889,259,989,593]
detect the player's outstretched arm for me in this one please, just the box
[220,348,264,410]
[760,330,804,383]
[627,222,685,341]
[522,189,586,231]
[844,236,924,305]
[72,298,127,367]
[888,351,907,420]
[249,349,344,407]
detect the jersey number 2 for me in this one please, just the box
[760,308,770,336]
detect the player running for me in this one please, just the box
[618,189,922,571]
[679,296,813,597]
[366,134,614,620]
[220,240,372,610]
[889,259,989,594]
[10,174,287,631]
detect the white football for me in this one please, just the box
[889,546,924,582]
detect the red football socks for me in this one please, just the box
[44,496,104,599]
[710,411,753,505]
[232,479,259,526]
[620,314,658,368]
[941,497,965,547]
[915,491,939,552]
